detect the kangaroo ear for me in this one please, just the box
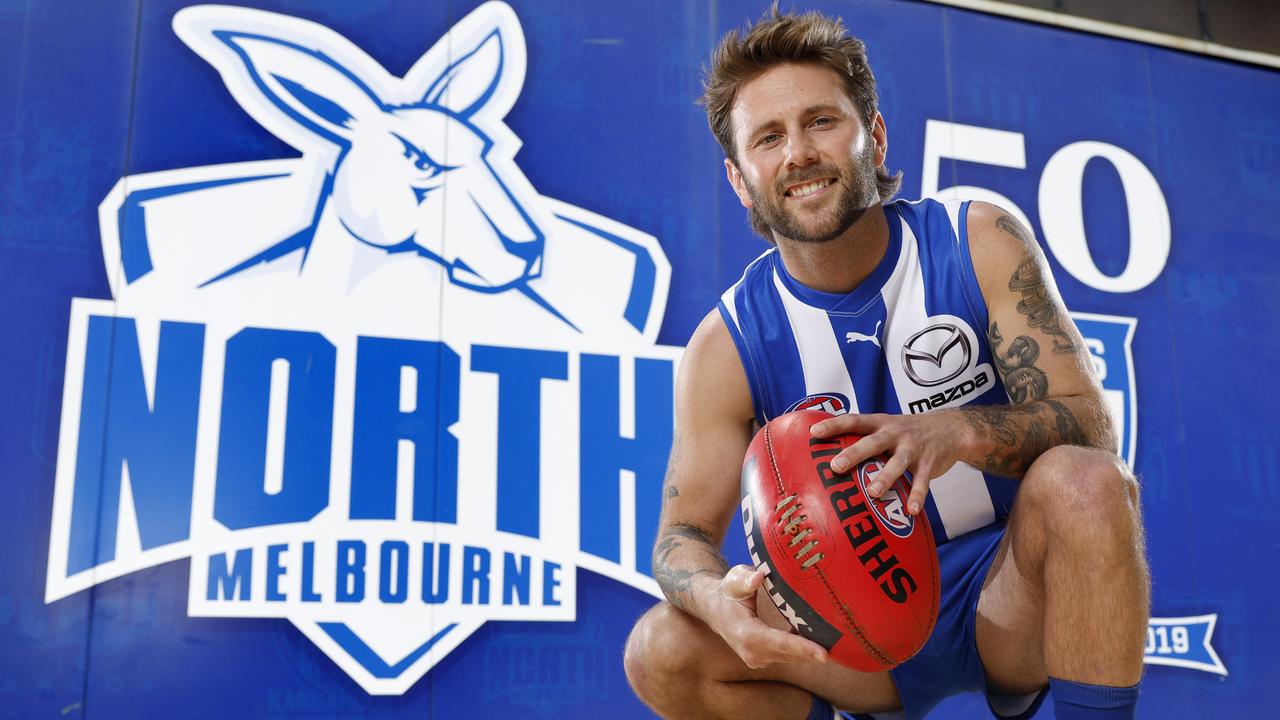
[422,28,504,118]
[210,30,384,146]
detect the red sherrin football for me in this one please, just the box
[740,409,940,671]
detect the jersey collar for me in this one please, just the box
[771,201,903,314]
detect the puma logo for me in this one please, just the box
[845,320,882,348]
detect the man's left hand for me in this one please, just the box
[810,411,970,516]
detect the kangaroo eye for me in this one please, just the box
[393,133,445,175]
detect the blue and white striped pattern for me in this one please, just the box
[718,198,1018,543]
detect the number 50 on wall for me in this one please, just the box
[921,120,1171,294]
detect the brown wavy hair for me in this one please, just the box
[699,4,902,202]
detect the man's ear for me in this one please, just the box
[725,158,753,209]
[872,111,888,167]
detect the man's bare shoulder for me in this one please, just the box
[962,200,1047,300]
[965,200,1036,254]
[678,309,755,426]
[684,308,737,365]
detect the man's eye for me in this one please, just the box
[813,117,833,127]
[761,133,781,145]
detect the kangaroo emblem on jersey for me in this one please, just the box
[845,320,882,347]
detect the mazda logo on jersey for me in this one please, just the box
[901,324,971,387]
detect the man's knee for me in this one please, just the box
[1021,446,1143,543]
[624,602,710,703]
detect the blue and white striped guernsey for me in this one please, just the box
[718,198,1015,544]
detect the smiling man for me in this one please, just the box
[623,7,1149,720]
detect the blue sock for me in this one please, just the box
[1049,677,1139,719]
[807,694,834,720]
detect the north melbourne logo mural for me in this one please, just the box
[46,2,677,694]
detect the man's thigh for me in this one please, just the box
[975,500,1049,694]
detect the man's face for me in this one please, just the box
[725,62,886,244]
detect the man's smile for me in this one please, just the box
[783,177,837,199]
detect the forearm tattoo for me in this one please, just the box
[652,523,729,612]
[972,316,1098,475]
[960,398,1088,478]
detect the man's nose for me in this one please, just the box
[785,132,819,168]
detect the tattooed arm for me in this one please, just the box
[651,437,732,616]
[649,310,748,616]
[957,203,1116,477]
[812,202,1114,512]
[651,310,827,667]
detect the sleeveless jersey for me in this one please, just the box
[718,198,1015,544]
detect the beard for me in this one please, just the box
[745,138,880,244]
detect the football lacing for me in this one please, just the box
[775,493,823,569]
[788,528,812,546]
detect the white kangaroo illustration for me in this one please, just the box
[189,4,539,286]
[100,3,667,341]
[845,320,882,347]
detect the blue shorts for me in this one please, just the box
[842,522,1048,720]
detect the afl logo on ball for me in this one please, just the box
[901,324,971,387]
[785,392,851,415]
[857,459,914,538]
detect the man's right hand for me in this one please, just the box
[706,564,829,669]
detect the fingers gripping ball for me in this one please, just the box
[739,410,940,671]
